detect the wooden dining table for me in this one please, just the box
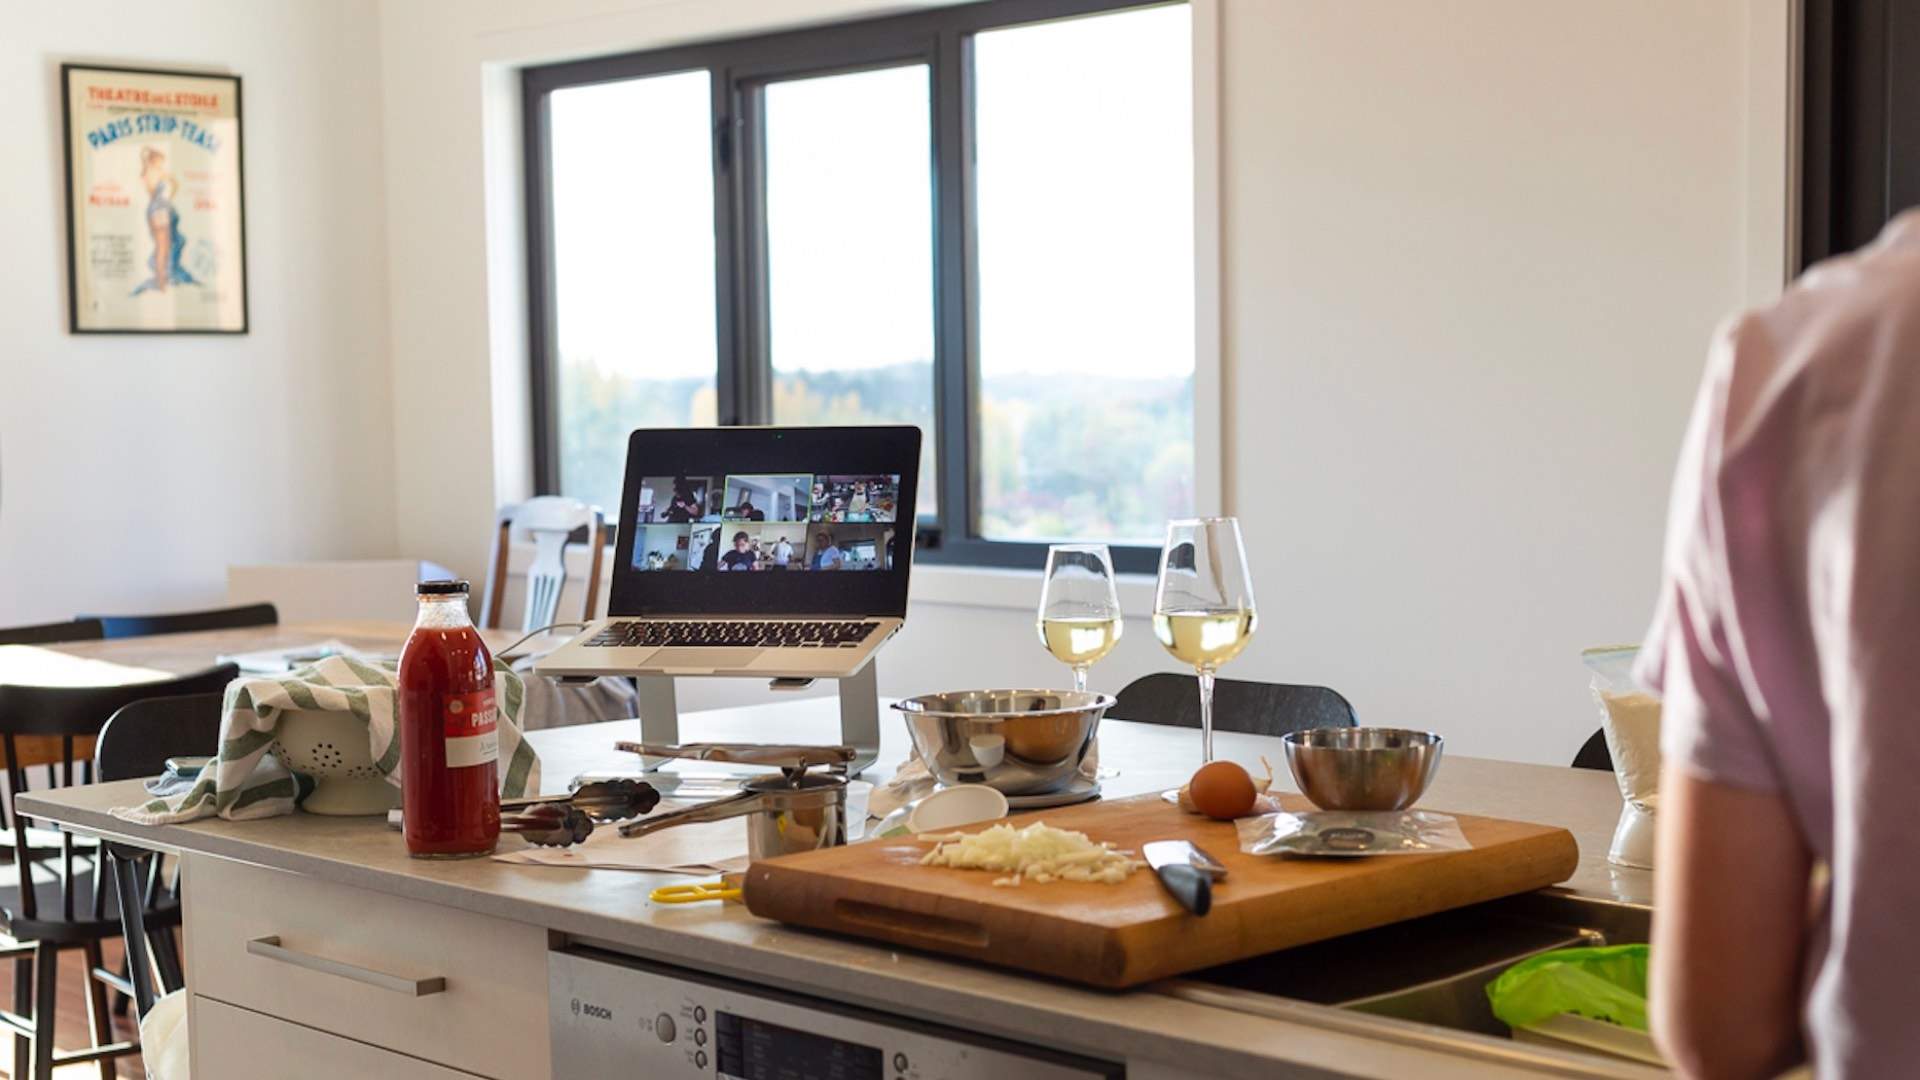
[0,620,533,770]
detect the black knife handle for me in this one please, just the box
[1155,863,1212,916]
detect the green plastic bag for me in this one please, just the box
[1485,944,1650,1032]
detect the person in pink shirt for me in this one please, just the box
[1638,211,1920,1078]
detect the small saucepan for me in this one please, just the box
[614,742,852,861]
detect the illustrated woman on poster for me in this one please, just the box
[133,145,198,295]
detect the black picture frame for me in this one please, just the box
[61,62,249,335]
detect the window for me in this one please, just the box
[525,0,1194,571]
[973,6,1193,544]
[763,65,939,515]
[543,70,719,520]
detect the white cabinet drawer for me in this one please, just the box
[182,854,550,1079]
[192,996,482,1079]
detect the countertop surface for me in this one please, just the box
[20,700,1652,1079]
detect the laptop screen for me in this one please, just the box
[609,427,921,617]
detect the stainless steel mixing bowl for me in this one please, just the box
[1281,727,1445,811]
[892,689,1112,796]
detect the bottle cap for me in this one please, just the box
[416,579,470,596]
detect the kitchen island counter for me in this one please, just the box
[20,702,1653,1079]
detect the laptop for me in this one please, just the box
[534,425,920,680]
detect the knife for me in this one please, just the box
[1142,840,1229,916]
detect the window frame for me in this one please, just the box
[523,0,1193,575]
[1799,0,1920,269]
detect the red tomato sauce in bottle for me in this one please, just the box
[397,580,500,857]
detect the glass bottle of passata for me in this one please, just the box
[397,580,500,858]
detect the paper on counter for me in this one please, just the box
[493,801,750,875]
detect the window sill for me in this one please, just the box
[908,563,1158,617]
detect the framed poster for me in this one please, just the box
[62,64,248,334]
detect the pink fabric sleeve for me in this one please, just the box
[1635,320,1784,794]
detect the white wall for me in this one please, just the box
[0,0,396,623]
[1213,1,1786,762]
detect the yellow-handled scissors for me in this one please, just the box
[649,880,741,904]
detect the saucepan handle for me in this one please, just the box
[614,741,854,770]
[617,789,764,838]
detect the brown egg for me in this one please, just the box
[1187,760,1257,820]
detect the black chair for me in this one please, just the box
[0,664,235,1079]
[79,603,278,639]
[94,693,224,1024]
[0,621,105,647]
[0,622,112,858]
[1572,729,1614,772]
[1111,673,1357,737]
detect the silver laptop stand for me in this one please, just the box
[631,662,880,777]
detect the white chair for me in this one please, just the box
[480,498,607,633]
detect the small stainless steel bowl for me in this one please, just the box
[1281,727,1444,811]
[892,689,1112,796]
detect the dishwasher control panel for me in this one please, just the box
[550,947,1120,1080]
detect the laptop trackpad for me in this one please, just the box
[649,647,758,672]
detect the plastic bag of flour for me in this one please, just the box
[1581,646,1661,869]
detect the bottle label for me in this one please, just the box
[443,687,499,769]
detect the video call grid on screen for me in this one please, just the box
[609,427,920,617]
[630,472,902,573]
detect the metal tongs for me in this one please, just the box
[499,778,662,847]
[613,742,853,842]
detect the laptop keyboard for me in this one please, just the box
[584,620,881,649]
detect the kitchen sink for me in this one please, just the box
[1158,892,1660,1077]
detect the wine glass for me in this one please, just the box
[1036,544,1124,693]
[1152,518,1257,763]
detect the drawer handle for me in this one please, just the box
[246,936,447,997]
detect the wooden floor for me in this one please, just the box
[0,944,144,1080]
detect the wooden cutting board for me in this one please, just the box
[743,794,1578,988]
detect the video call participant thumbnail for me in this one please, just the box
[808,530,845,571]
[636,476,713,525]
[723,474,811,523]
[715,525,808,571]
[805,524,895,571]
[632,524,691,571]
[766,532,798,569]
[810,475,898,524]
[631,524,723,572]
[718,531,758,571]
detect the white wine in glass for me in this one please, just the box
[1151,610,1256,670]
[1038,616,1124,670]
[1037,544,1124,693]
[1153,518,1257,763]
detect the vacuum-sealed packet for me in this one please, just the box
[1236,809,1471,857]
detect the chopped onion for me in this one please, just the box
[919,822,1144,886]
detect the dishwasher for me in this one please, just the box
[549,946,1123,1080]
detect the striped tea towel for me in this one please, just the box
[113,654,540,824]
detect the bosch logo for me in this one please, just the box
[577,1001,613,1021]
[570,998,580,1015]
